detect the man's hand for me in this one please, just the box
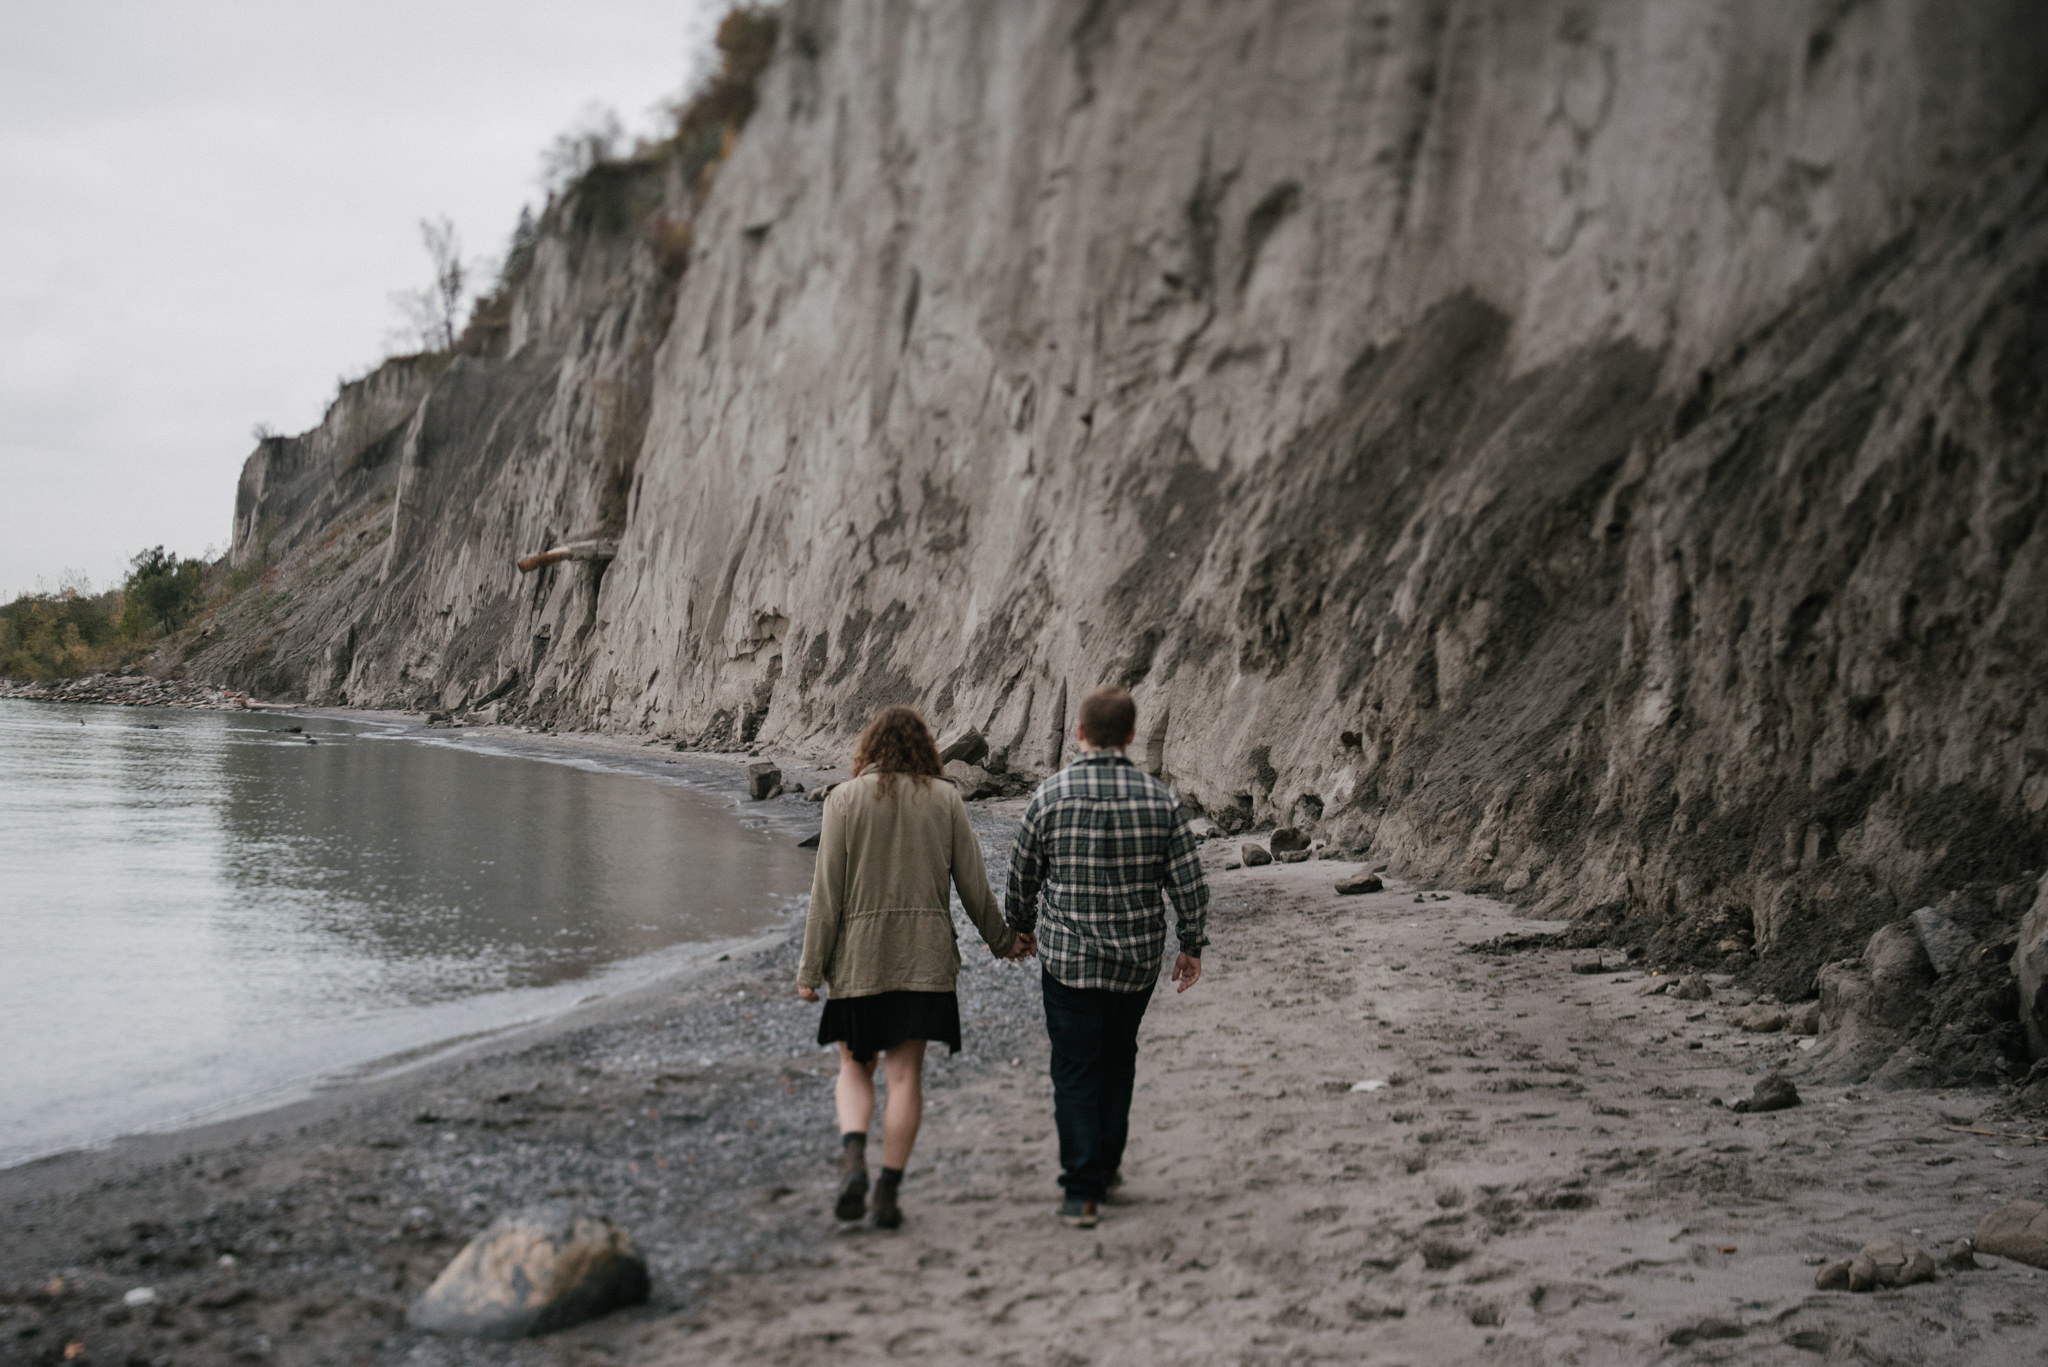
[1171,952,1202,993]
[1007,931,1038,961]
[797,984,820,1002]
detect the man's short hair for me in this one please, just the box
[1078,685,1137,748]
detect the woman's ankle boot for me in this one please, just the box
[835,1134,869,1221]
[872,1166,903,1230]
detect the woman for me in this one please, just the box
[796,705,1019,1229]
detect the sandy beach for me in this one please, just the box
[3,731,2044,1367]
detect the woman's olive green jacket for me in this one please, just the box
[797,770,1016,997]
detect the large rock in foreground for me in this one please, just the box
[1976,1201,2048,1269]
[409,1204,649,1338]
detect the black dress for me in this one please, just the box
[818,990,962,1063]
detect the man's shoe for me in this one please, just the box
[1058,1195,1099,1229]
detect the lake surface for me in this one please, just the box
[0,700,816,1168]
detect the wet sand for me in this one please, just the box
[3,733,2044,1366]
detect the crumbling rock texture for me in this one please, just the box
[197,2,2048,1019]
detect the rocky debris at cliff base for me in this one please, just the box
[1813,1239,1939,1292]
[0,674,258,709]
[1335,873,1383,896]
[408,1203,648,1338]
[1730,1073,1800,1113]
[943,760,1001,799]
[1912,905,1978,977]
[1974,1201,2048,1267]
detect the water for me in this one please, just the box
[0,700,816,1168]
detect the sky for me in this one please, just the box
[0,0,723,601]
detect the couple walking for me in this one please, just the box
[796,685,1210,1230]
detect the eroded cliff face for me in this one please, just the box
[200,0,2048,1001]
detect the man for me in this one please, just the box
[1005,684,1209,1228]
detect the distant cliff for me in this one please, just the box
[196,0,2048,1005]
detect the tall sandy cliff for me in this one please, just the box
[198,0,2048,1008]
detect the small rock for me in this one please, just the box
[1277,848,1313,864]
[1730,1074,1800,1113]
[1669,974,1713,1001]
[1868,1045,1940,1091]
[1910,904,1976,977]
[1975,1200,2048,1268]
[935,725,988,766]
[1335,873,1383,896]
[1813,1259,1851,1290]
[806,783,834,802]
[122,1288,156,1308]
[1270,827,1310,854]
[1241,844,1273,867]
[409,1203,649,1338]
[1223,861,1242,871]
[797,832,821,849]
[1636,978,1671,997]
[1733,1004,1790,1033]
[746,761,781,801]
[1786,1001,1821,1035]
[1571,957,1615,975]
[1186,816,1221,841]
[1944,1238,1978,1270]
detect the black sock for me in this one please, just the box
[878,1165,904,1185]
[842,1131,866,1151]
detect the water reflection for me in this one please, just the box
[0,701,814,1167]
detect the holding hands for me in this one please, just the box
[1005,931,1038,962]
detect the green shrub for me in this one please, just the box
[119,546,207,636]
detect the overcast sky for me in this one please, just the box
[0,0,722,600]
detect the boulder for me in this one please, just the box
[1808,920,1939,1082]
[1669,974,1714,1001]
[2016,875,2048,1058]
[1336,873,1384,896]
[1975,1201,2048,1268]
[1241,843,1273,867]
[1730,1073,1799,1113]
[1277,849,1314,864]
[936,725,988,766]
[409,1204,649,1338]
[943,760,1000,799]
[1786,1002,1821,1035]
[1864,921,1936,1026]
[746,761,781,801]
[1732,1004,1789,1033]
[1270,827,1310,854]
[1867,1045,1939,1092]
[1910,905,1976,977]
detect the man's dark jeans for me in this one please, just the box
[1042,969,1156,1200]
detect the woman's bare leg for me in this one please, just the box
[879,1040,927,1169]
[835,1045,877,1136]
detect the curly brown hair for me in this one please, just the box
[851,705,945,796]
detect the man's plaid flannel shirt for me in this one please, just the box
[1004,750,1209,992]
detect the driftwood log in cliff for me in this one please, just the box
[193,1,2048,1044]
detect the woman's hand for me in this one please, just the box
[797,985,820,1002]
[1006,931,1038,961]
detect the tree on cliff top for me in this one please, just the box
[387,216,470,354]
